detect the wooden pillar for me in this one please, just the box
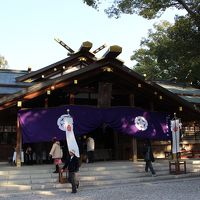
[69,93,75,105]
[129,94,135,107]
[97,82,112,107]
[113,131,119,160]
[44,98,48,108]
[150,101,154,111]
[129,94,137,161]
[132,137,137,162]
[16,114,22,167]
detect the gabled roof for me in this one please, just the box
[149,82,199,112]
[0,42,199,120]
[16,41,96,83]
[0,43,126,110]
[0,69,32,95]
[0,56,126,109]
[0,69,28,84]
[157,82,200,104]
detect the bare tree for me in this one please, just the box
[0,55,8,69]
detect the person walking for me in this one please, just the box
[86,137,95,163]
[61,149,80,193]
[25,146,33,165]
[34,142,43,164]
[49,137,63,173]
[143,139,156,176]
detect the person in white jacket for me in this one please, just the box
[86,137,95,163]
[49,137,63,173]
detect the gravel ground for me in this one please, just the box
[1,177,200,200]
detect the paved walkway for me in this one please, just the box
[0,159,200,199]
[1,176,200,200]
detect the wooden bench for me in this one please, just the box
[169,160,186,174]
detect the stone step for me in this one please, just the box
[0,168,174,186]
[1,160,199,173]
[0,164,199,178]
[0,171,200,195]
[0,160,200,195]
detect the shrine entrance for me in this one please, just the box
[81,125,134,161]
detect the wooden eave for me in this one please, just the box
[0,58,110,110]
[0,83,32,88]
[0,56,200,120]
[106,64,200,117]
[15,51,96,82]
[149,82,200,115]
[0,57,141,110]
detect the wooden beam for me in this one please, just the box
[69,93,75,105]
[150,101,154,111]
[44,98,48,108]
[132,137,137,162]
[129,94,135,107]
[97,82,112,107]
[16,114,22,167]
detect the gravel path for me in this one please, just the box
[1,177,200,200]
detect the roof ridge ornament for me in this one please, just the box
[54,38,75,55]
[79,41,93,52]
[103,45,122,58]
[93,44,107,54]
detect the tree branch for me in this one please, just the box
[176,0,196,17]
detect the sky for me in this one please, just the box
[0,0,184,71]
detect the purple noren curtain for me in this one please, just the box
[18,105,171,143]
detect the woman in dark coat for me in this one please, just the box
[143,139,156,176]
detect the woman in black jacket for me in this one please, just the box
[61,149,80,193]
[143,139,156,176]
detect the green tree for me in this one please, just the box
[0,55,8,69]
[83,0,200,20]
[131,18,200,85]
[83,0,200,86]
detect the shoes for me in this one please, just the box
[76,182,79,189]
[72,190,77,193]
[152,174,157,177]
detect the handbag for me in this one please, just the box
[59,169,68,184]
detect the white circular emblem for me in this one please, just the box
[134,116,148,131]
[57,114,73,132]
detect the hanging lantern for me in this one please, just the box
[17,101,22,107]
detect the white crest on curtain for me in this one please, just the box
[135,116,148,131]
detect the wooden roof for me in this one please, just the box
[0,69,32,96]
[157,82,200,104]
[15,41,96,83]
[0,42,199,120]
